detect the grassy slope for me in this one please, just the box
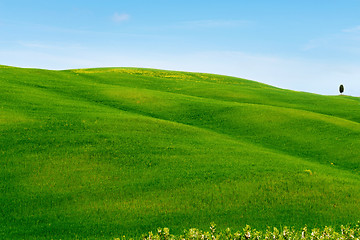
[1,65,360,239]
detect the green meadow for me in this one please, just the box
[1,65,360,239]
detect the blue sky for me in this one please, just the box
[1,0,360,96]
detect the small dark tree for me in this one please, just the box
[339,84,344,95]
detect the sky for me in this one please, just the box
[1,0,360,96]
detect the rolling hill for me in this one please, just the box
[1,65,360,239]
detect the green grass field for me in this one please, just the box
[1,65,360,239]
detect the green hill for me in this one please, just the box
[1,65,360,239]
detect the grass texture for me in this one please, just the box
[1,65,360,239]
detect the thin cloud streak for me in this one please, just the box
[3,20,157,40]
[179,19,252,28]
[302,25,360,54]
[112,13,130,23]
[17,41,84,50]
[342,25,360,33]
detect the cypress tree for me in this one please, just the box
[339,84,344,95]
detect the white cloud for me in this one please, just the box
[343,25,360,33]
[112,13,130,23]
